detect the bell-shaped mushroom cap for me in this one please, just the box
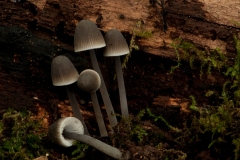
[51,55,79,86]
[103,29,129,57]
[77,69,101,93]
[74,20,106,52]
[48,117,84,147]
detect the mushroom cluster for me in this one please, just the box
[51,55,89,135]
[49,20,130,159]
[74,20,118,128]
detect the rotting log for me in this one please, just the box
[0,0,239,113]
[0,26,88,111]
[0,0,240,57]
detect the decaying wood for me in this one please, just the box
[152,95,191,126]
[0,0,239,114]
[153,95,190,114]
[0,0,239,57]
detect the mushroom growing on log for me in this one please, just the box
[74,20,118,127]
[104,29,130,119]
[51,55,89,135]
[77,69,108,137]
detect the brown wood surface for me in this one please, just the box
[0,0,239,57]
[0,0,239,113]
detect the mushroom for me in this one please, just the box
[77,69,108,137]
[48,117,126,159]
[74,20,118,127]
[51,55,89,135]
[103,29,129,119]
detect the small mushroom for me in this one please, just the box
[104,29,129,119]
[77,69,108,137]
[48,117,84,147]
[74,20,118,127]
[51,55,89,135]
[48,117,126,160]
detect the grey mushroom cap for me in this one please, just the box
[103,29,130,57]
[48,117,84,147]
[77,69,101,93]
[51,55,79,86]
[74,20,106,52]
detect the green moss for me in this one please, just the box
[130,125,148,144]
[132,20,153,39]
[170,34,240,160]
[225,36,240,81]
[233,138,240,160]
[230,20,240,27]
[205,90,215,97]
[71,142,90,160]
[145,108,172,130]
[189,95,199,112]
[178,92,240,159]
[134,30,153,38]
[170,38,226,78]
[122,20,152,69]
[0,108,47,160]
[224,36,240,106]
[129,108,180,145]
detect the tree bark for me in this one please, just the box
[0,0,239,57]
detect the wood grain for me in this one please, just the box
[0,0,239,57]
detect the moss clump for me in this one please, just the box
[0,109,47,160]
[171,35,240,160]
[71,142,90,160]
[230,20,240,27]
[110,108,186,159]
[170,38,226,78]
[185,92,240,160]
[223,36,240,106]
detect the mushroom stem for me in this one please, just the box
[63,131,124,160]
[91,92,108,137]
[114,57,129,119]
[66,86,90,135]
[89,49,118,127]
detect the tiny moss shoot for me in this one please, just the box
[122,20,153,70]
[71,142,90,160]
[230,20,240,27]
[189,95,199,112]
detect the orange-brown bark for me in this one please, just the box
[0,0,239,57]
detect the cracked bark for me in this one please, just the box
[0,0,239,58]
